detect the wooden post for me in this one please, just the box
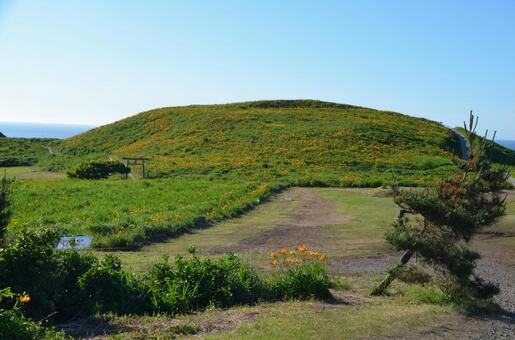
[122,157,150,180]
[125,159,129,179]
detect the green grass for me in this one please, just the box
[207,299,452,340]
[0,166,65,179]
[80,284,454,339]
[8,178,275,249]
[30,100,469,186]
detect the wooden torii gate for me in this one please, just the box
[122,157,150,179]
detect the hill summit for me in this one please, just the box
[48,100,471,186]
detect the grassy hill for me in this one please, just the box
[0,137,55,167]
[49,100,465,186]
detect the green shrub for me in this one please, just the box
[0,289,65,340]
[397,265,432,284]
[0,228,96,321]
[269,262,332,300]
[0,309,47,340]
[147,249,264,315]
[0,229,333,336]
[78,254,151,314]
[403,286,449,305]
[66,160,130,179]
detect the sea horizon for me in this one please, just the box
[0,121,96,139]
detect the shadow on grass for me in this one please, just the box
[57,316,132,338]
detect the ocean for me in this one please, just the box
[0,122,95,139]
[498,140,515,151]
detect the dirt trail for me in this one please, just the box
[210,187,348,254]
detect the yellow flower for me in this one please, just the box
[289,250,296,255]
[286,257,298,265]
[298,244,308,253]
[319,255,327,262]
[277,248,286,255]
[271,259,279,266]
[19,294,30,303]
[270,252,277,258]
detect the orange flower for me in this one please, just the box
[270,252,277,258]
[298,244,308,253]
[286,258,296,265]
[319,255,327,262]
[277,248,286,255]
[19,294,30,303]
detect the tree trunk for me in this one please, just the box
[371,249,414,296]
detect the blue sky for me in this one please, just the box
[1,0,514,138]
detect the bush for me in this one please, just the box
[396,265,432,284]
[66,160,130,179]
[266,245,332,300]
[78,254,151,314]
[0,309,48,340]
[0,289,65,340]
[146,249,264,315]
[0,228,95,321]
[0,230,333,336]
[269,262,332,300]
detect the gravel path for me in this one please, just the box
[472,251,515,338]
[452,129,470,160]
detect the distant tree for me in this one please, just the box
[0,175,11,243]
[372,112,510,302]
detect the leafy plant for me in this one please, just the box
[147,248,264,315]
[66,160,130,179]
[267,245,332,300]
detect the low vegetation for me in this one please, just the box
[8,178,276,249]
[0,138,54,167]
[0,225,332,337]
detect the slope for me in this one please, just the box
[49,100,464,186]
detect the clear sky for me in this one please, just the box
[1,0,514,138]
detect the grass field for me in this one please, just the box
[0,166,65,179]
[8,178,275,248]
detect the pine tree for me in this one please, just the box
[372,112,510,301]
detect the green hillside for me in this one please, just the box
[0,137,55,167]
[49,100,463,186]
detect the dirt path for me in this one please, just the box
[452,129,470,160]
[210,187,349,254]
